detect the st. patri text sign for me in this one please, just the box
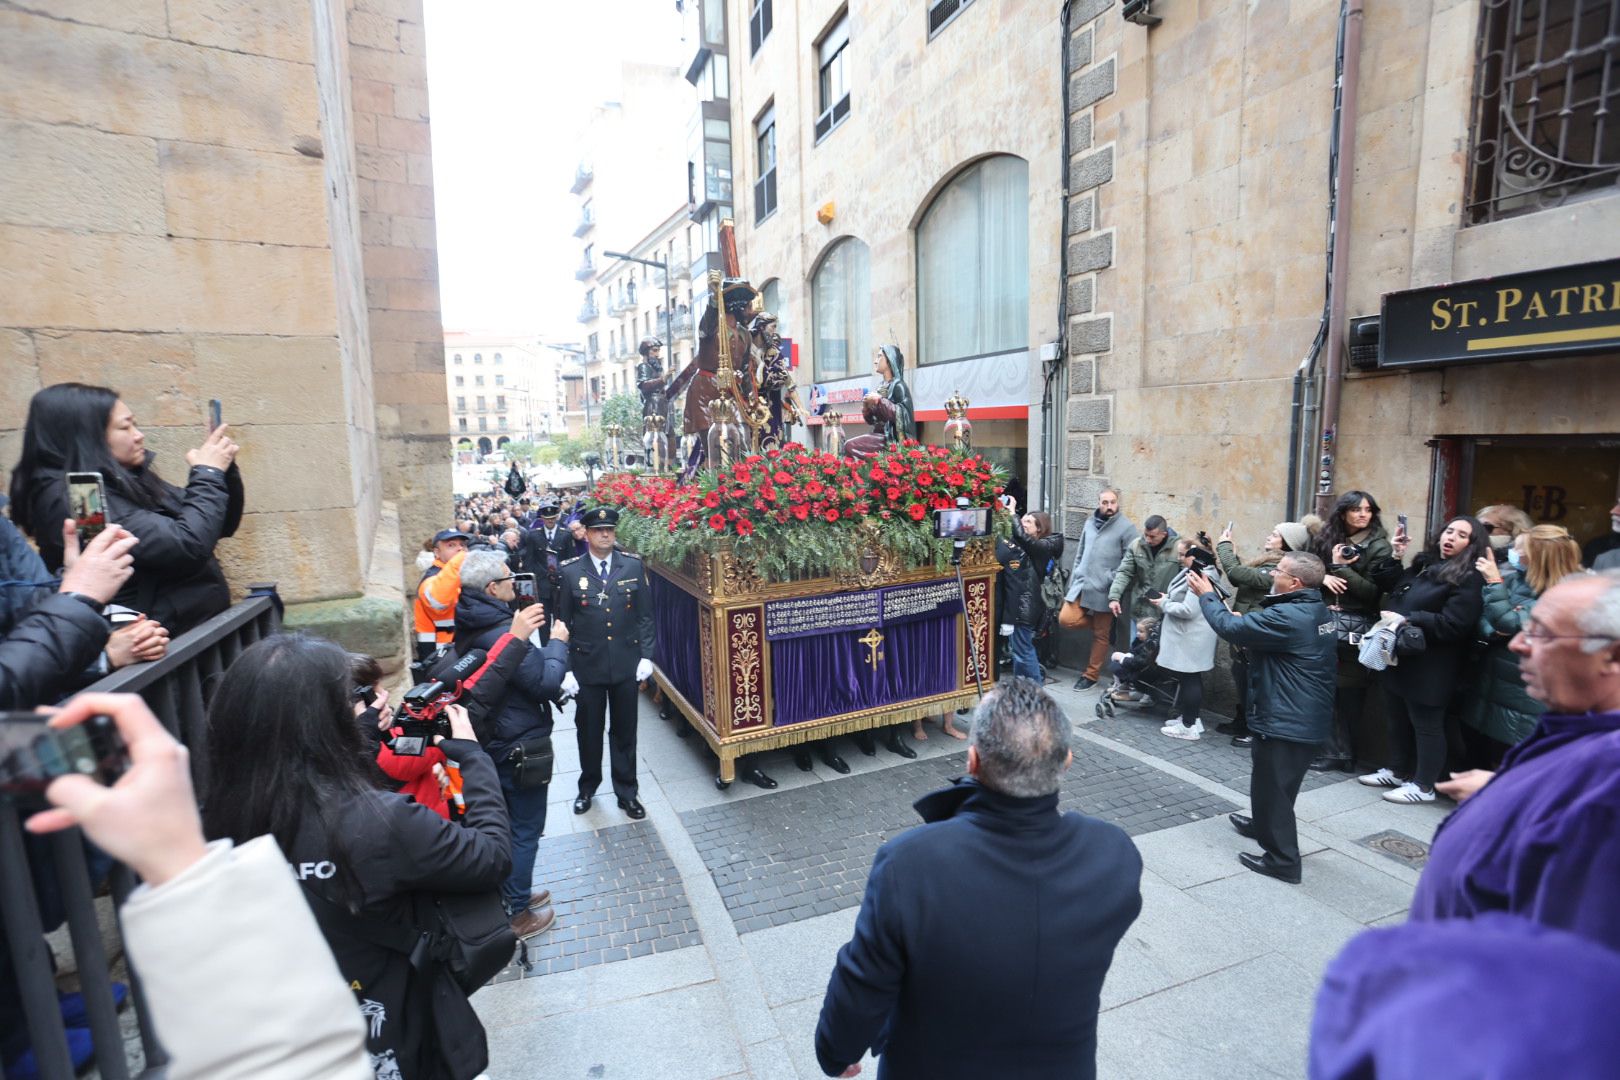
[1379,257,1620,370]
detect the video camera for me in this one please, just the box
[387,648,487,756]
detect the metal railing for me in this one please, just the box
[1,588,281,1080]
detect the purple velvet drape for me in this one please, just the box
[650,572,704,709]
[771,613,958,726]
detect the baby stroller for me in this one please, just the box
[1094,617,1182,720]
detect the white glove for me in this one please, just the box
[635,659,654,682]
[560,672,580,696]
[999,624,1013,637]
[1111,651,1127,663]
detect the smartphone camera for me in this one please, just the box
[0,714,130,811]
[66,472,108,544]
[511,573,539,611]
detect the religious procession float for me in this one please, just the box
[594,222,1007,786]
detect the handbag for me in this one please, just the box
[1058,600,1087,629]
[1329,606,1374,646]
[420,890,517,995]
[508,734,554,791]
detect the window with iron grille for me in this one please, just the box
[751,0,772,55]
[755,103,778,223]
[1466,0,1620,224]
[928,0,975,37]
[815,13,851,143]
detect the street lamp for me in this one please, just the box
[602,249,675,349]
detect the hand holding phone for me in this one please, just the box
[20,693,209,887]
[511,572,539,610]
[206,399,222,434]
[1396,513,1409,540]
[186,425,239,472]
[66,472,108,544]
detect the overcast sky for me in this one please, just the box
[422,0,687,340]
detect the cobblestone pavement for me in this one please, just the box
[492,820,701,982]
[683,742,1238,932]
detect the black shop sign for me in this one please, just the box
[1379,257,1620,370]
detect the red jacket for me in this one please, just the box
[375,738,449,818]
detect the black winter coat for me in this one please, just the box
[1198,588,1336,744]
[452,589,569,763]
[0,593,109,709]
[556,552,656,686]
[999,519,1065,628]
[815,779,1142,1080]
[23,456,244,636]
[1372,555,1487,707]
[289,741,510,1080]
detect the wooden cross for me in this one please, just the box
[858,628,885,671]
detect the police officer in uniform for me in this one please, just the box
[558,506,657,819]
[519,496,572,614]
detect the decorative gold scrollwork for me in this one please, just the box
[728,609,765,729]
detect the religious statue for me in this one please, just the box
[841,394,897,462]
[749,310,804,450]
[870,345,916,444]
[636,337,671,472]
[666,277,758,480]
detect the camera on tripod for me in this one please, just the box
[387,648,487,756]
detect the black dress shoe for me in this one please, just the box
[572,795,592,815]
[1239,852,1301,884]
[820,750,851,774]
[617,797,646,820]
[793,748,814,772]
[1074,676,1097,691]
[1231,734,1255,748]
[852,731,876,756]
[884,731,917,759]
[741,764,778,789]
[1308,756,1351,773]
[1229,813,1256,840]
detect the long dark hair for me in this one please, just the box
[1314,489,1385,560]
[8,383,170,536]
[1417,515,1489,587]
[202,633,381,910]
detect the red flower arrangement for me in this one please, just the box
[592,441,1006,578]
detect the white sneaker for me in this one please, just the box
[1357,768,1401,788]
[1161,718,1204,741]
[1383,782,1436,804]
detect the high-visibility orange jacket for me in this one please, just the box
[413,550,467,648]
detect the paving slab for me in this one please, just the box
[740,908,859,1008]
[1131,813,1324,890]
[1312,797,1452,848]
[1187,867,1377,977]
[1291,847,1417,924]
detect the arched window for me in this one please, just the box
[453,353,463,365]
[810,239,871,380]
[916,156,1029,365]
[494,353,503,364]
[760,278,788,337]
[474,353,483,364]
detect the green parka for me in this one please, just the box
[1108,530,1181,620]
[1216,541,1279,614]
[1325,525,1394,616]
[1464,572,1542,747]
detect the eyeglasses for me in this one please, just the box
[1517,626,1618,644]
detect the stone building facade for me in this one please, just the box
[723,0,1066,504]
[0,0,453,660]
[1063,0,1620,550]
[444,332,563,459]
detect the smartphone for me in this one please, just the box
[931,506,991,540]
[511,572,539,610]
[1397,513,1409,540]
[65,472,108,543]
[0,713,130,811]
[206,399,222,433]
[1226,521,1235,535]
[1145,589,1164,602]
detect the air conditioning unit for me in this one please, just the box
[1348,315,1380,372]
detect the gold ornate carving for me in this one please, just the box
[699,605,718,725]
[719,550,764,598]
[728,608,766,730]
[831,522,904,590]
[963,577,992,688]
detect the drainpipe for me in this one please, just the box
[1311,0,1365,518]
[1045,2,1076,518]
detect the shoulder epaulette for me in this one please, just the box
[560,555,581,568]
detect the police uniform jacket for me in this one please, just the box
[556,552,656,685]
[518,523,572,579]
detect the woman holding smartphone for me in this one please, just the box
[9,383,243,635]
[203,633,510,1079]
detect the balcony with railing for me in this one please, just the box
[572,204,595,237]
[574,256,596,281]
[570,162,594,194]
[607,290,637,316]
[577,298,600,323]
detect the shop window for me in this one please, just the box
[916,155,1029,365]
[1466,0,1620,223]
[811,237,872,381]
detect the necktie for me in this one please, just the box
[598,559,608,579]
